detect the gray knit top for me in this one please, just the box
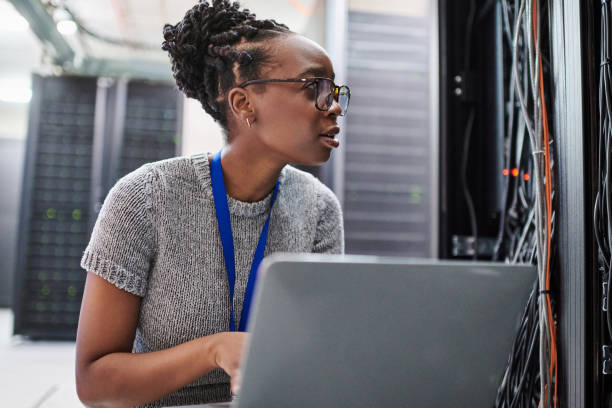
[80,153,344,407]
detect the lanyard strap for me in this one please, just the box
[210,149,279,332]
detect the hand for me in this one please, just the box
[209,332,249,395]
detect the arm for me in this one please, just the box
[76,166,246,407]
[75,272,247,408]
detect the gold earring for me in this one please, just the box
[246,118,252,128]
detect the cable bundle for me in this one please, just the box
[493,0,557,407]
[594,0,612,371]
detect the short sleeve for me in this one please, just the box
[312,183,345,254]
[80,165,156,297]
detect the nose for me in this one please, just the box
[325,97,343,117]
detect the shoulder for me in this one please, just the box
[144,155,198,184]
[115,155,203,196]
[112,156,189,186]
[281,167,344,254]
[281,165,341,215]
[105,162,155,208]
[104,156,200,212]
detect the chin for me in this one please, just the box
[316,149,333,164]
[281,144,333,167]
[299,149,332,167]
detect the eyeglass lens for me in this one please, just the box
[316,79,350,115]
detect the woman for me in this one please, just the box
[74,0,349,407]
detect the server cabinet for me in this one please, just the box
[13,75,182,339]
[13,75,97,339]
[342,10,437,257]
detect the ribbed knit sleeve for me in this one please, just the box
[312,182,345,254]
[80,164,156,297]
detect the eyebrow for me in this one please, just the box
[298,67,335,81]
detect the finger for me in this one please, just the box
[231,372,242,395]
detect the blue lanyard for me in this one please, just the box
[209,149,279,332]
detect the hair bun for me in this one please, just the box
[162,0,289,131]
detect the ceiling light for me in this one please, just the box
[57,20,78,36]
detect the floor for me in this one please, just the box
[0,308,83,408]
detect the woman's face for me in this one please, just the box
[237,34,343,166]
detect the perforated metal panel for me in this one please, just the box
[116,81,182,180]
[343,11,434,257]
[13,75,96,339]
[13,76,182,339]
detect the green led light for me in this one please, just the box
[410,186,423,203]
[173,134,179,145]
[67,285,77,297]
[41,285,50,296]
[72,209,82,221]
[46,208,56,219]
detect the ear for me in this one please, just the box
[227,87,255,123]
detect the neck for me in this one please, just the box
[214,143,286,203]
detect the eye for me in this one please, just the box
[302,81,316,90]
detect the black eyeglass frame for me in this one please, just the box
[236,77,351,116]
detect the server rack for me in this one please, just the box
[13,75,182,340]
[342,9,437,258]
[438,0,596,406]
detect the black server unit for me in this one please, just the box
[13,75,97,339]
[117,81,182,180]
[438,0,504,260]
[585,0,608,404]
[13,75,182,340]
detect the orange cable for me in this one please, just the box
[533,1,558,407]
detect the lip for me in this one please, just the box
[318,126,340,139]
[319,135,340,149]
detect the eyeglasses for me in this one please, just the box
[237,77,351,116]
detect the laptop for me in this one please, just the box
[190,254,536,408]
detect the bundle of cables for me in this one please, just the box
[594,0,612,385]
[488,0,558,407]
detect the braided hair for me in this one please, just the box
[162,0,290,134]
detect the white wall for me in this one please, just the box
[0,104,29,140]
[181,98,225,156]
[0,0,42,140]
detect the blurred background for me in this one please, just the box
[0,0,436,406]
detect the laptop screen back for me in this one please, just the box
[237,254,536,408]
